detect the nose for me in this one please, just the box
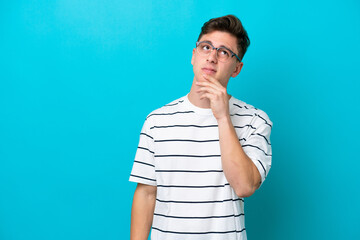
[206,48,218,63]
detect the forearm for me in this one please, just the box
[217,116,260,197]
[130,185,156,240]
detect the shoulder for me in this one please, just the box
[230,96,273,128]
[145,95,187,120]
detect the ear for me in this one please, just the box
[191,48,195,65]
[231,61,244,78]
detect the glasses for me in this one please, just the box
[196,41,241,62]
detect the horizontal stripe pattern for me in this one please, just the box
[137,146,154,154]
[140,132,153,139]
[134,160,155,167]
[242,144,272,156]
[150,124,218,129]
[157,183,230,188]
[156,198,244,204]
[152,227,245,235]
[155,154,221,158]
[233,102,257,111]
[154,212,244,219]
[130,95,272,240]
[155,169,223,173]
[146,110,195,119]
[230,113,253,117]
[255,112,273,128]
[251,132,271,145]
[155,138,219,143]
[130,174,156,182]
[152,226,246,235]
[163,99,184,107]
[151,124,257,129]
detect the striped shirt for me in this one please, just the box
[129,94,273,240]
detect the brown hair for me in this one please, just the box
[197,15,250,61]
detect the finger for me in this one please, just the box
[197,82,226,98]
[202,74,223,88]
[200,92,216,101]
[196,80,223,92]
[196,86,221,95]
[203,74,217,82]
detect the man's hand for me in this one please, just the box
[196,74,230,121]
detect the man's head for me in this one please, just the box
[198,15,250,61]
[191,15,250,87]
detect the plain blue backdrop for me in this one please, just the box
[1,0,359,239]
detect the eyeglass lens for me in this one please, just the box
[197,42,232,62]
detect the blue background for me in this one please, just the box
[1,0,359,239]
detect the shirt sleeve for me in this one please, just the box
[129,116,157,186]
[242,110,273,187]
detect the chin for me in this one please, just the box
[194,74,205,82]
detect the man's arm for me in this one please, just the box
[196,75,261,198]
[130,183,157,240]
[217,117,261,197]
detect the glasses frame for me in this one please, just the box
[196,41,242,62]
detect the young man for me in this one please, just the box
[129,15,273,240]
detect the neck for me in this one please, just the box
[188,77,231,109]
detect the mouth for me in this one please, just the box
[201,67,217,75]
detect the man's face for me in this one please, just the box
[191,31,243,87]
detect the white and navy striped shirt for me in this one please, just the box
[130,94,273,240]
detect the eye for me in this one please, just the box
[219,48,230,56]
[201,43,211,51]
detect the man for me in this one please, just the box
[129,15,273,240]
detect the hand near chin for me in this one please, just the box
[196,74,230,121]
